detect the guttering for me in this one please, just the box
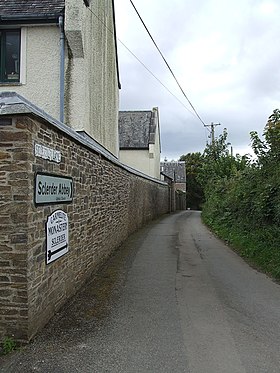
[120,147,149,151]
[0,14,62,26]
[59,16,65,123]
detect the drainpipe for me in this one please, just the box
[59,16,65,123]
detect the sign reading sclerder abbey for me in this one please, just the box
[46,210,69,264]
[35,173,73,204]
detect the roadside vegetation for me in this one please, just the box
[1,336,17,355]
[180,109,280,280]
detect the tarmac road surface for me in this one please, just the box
[1,211,280,372]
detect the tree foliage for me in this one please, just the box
[179,152,204,209]
[251,108,280,166]
[191,110,280,278]
[180,129,250,210]
[180,110,280,226]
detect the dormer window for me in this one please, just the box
[0,29,21,83]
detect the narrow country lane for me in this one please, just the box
[1,211,280,373]
[176,211,280,373]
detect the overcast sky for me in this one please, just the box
[114,0,280,160]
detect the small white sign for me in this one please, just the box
[46,210,69,264]
[34,143,61,163]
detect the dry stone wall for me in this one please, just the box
[0,111,169,343]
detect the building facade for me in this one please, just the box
[118,107,161,179]
[0,0,120,156]
[160,161,186,192]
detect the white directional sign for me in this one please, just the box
[46,210,69,264]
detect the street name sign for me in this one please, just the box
[34,143,61,163]
[46,210,69,264]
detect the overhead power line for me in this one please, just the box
[85,5,198,118]
[116,42,198,117]
[129,0,207,127]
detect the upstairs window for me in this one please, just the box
[0,29,21,83]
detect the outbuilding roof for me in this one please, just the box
[119,110,156,149]
[160,161,186,183]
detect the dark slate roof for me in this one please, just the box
[160,161,186,183]
[119,111,154,149]
[0,0,65,21]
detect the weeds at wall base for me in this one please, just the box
[1,337,17,355]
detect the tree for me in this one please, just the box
[179,152,204,209]
[249,109,280,225]
[200,129,249,187]
[250,109,280,166]
[180,129,250,210]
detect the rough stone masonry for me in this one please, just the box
[0,93,170,343]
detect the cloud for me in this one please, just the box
[115,0,280,160]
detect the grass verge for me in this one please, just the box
[202,214,280,281]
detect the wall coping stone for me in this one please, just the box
[0,92,167,186]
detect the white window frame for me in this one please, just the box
[20,27,27,84]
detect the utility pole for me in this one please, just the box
[204,122,221,145]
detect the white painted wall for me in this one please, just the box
[149,108,161,179]
[119,144,160,179]
[65,0,119,156]
[119,107,161,179]
[1,0,119,156]
[1,26,61,118]
[149,142,160,179]
[119,149,150,175]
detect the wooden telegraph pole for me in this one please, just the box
[204,122,221,144]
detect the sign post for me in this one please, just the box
[46,210,69,264]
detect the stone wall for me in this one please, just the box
[175,190,186,211]
[0,96,169,343]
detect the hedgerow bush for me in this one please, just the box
[185,110,280,278]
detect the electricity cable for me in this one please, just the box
[129,0,207,128]
[118,42,198,116]
[85,5,199,119]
